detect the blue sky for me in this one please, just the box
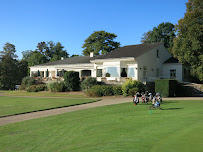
[0,0,188,59]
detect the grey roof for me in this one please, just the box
[32,42,162,67]
[94,42,162,60]
[33,56,100,66]
[164,57,179,64]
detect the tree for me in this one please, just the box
[36,41,69,61]
[172,0,203,81]
[82,31,120,56]
[141,22,176,53]
[0,43,18,89]
[27,52,47,67]
[70,54,79,57]
[50,42,69,61]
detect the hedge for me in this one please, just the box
[86,85,122,97]
[155,79,181,97]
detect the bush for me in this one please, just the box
[26,84,47,92]
[81,77,98,91]
[86,85,115,97]
[20,76,35,90]
[48,82,65,92]
[86,85,123,97]
[128,88,139,96]
[112,85,123,95]
[64,71,80,91]
[155,79,183,97]
[122,78,144,96]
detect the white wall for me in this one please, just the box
[163,63,183,82]
[136,44,172,82]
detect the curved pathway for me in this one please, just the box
[0,97,202,126]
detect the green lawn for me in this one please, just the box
[0,100,203,152]
[0,90,86,98]
[0,96,99,117]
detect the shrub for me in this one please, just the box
[128,88,139,96]
[48,82,65,92]
[81,77,98,91]
[20,76,35,90]
[155,79,183,97]
[112,85,123,95]
[26,84,47,92]
[63,71,80,91]
[122,78,144,96]
[86,85,114,97]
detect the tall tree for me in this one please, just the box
[82,31,120,56]
[172,0,203,81]
[141,22,176,53]
[36,41,69,61]
[50,42,69,61]
[0,43,18,89]
[27,52,47,67]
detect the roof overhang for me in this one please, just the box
[90,57,135,63]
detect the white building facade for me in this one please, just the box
[30,43,187,83]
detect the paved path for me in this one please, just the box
[0,97,202,126]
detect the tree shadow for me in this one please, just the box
[162,107,184,110]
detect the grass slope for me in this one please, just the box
[0,100,202,152]
[0,96,98,117]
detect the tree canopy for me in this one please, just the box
[0,43,19,89]
[82,31,120,56]
[36,41,69,61]
[172,0,203,81]
[141,22,176,53]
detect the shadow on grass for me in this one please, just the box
[162,107,184,110]
[0,99,101,118]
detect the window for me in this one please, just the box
[105,67,119,77]
[157,49,159,58]
[121,68,127,77]
[127,68,135,77]
[97,69,102,77]
[143,66,147,79]
[156,69,159,77]
[170,69,176,79]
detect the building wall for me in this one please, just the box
[163,63,183,81]
[136,44,171,82]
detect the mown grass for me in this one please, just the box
[0,96,98,117]
[0,100,202,152]
[0,90,86,98]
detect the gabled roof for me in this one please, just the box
[94,42,162,60]
[164,57,179,64]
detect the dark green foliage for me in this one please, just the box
[20,76,35,90]
[155,79,184,97]
[86,85,113,97]
[81,77,98,91]
[48,82,65,92]
[86,85,123,97]
[141,22,176,53]
[26,84,47,92]
[27,52,47,67]
[128,88,139,96]
[172,0,203,81]
[36,41,69,61]
[63,71,80,91]
[112,85,123,95]
[82,31,120,56]
[17,60,29,84]
[0,43,19,90]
